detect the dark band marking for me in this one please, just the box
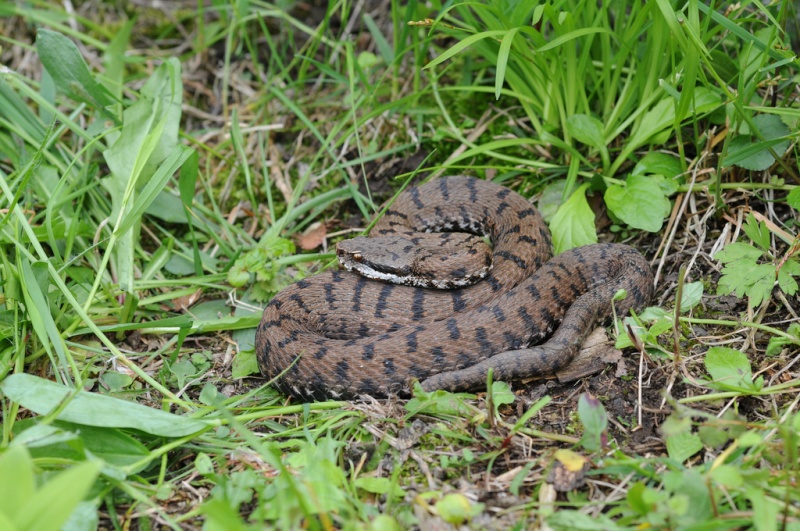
[386,209,408,220]
[491,306,506,322]
[358,378,379,395]
[362,343,375,360]
[496,251,528,269]
[375,284,395,318]
[466,177,479,203]
[324,283,335,308]
[409,186,424,209]
[503,331,523,349]
[526,284,541,299]
[549,285,566,307]
[351,276,367,312]
[451,291,466,312]
[446,318,461,340]
[485,275,503,291]
[412,289,426,320]
[406,329,419,352]
[438,178,450,201]
[335,360,350,380]
[288,294,311,313]
[518,307,535,331]
[475,327,493,355]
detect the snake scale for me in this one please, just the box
[256,177,654,401]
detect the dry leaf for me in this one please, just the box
[296,222,328,250]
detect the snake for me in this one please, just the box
[255,176,654,401]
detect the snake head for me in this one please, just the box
[336,233,492,289]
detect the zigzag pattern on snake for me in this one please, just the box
[256,177,654,401]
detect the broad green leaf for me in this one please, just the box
[353,477,405,499]
[15,459,101,531]
[629,87,720,150]
[536,179,567,222]
[746,486,779,531]
[0,374,211,437]
[145,191,190,224]
[631,152,683,179]
[665,431,703,463]
[717,261,774,308]
[577,393,607,452]
[715,242,764,263]
[627,482,657,516]
[102,58,183,294]
[232,328,257,360]
[490,381,515,406]
[777,259,800,295]
[18,421,150,470]
[710,465,744,488]
[0,446,35,519]
[787,188,800,211]
[406,382,476,417]
[10,423,81,450]
[704,347,757,391]
[231,349,260,379]
[369,515,402,531]
[0,513,14,531]
[679,281,704,312]
[604,174,671,232]
[36,29,115,112]
[725,135,792,171]
[723,114,791,171]
[661,414,692,438]
[435,493,482,525]
[113,145,194,237]
[550,183,597,253]
[547,510,624,530]
[742,214,770,250]
[566,114,605,149]
[62,500,100,531]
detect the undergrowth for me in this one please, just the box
[0,0,799,529]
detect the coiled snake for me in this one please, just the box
[256,177,654,401]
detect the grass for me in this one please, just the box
[1,0,800,528]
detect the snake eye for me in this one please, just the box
[352,252,362,262]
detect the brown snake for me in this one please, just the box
[256,177,654,401]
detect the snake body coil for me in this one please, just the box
[256,177,654,401]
